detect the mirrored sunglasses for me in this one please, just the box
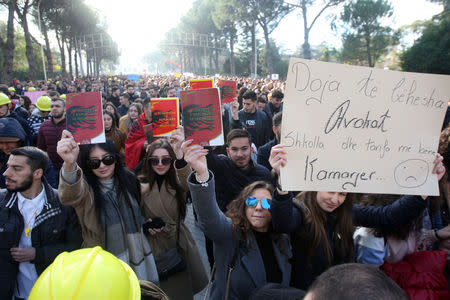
[245,196,272,210]
[87,155,115,169]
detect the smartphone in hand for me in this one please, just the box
[143,217,166,232]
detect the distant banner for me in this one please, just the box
[180,88,224,146]
[217,79,237,104]
[151,98,180,137]
[280,58,449,196]
[127,74,140,82]
[66,92,105,144]
[189,78,214,90]
[24,91,46,104]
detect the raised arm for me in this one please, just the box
[182,140,234,242]
[269,144,303,233]
[56,130,90,207]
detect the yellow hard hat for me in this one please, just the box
[29,247,141,300]
[0,93,11,106]
[8,86,15,92]
[60,94,66,100]
[36,96,51,111]
[28,87,36,91]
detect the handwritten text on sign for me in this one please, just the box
[280,58,449,195]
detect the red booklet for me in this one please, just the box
[151,98,180,137]
[180,88,224,146]
[217,79,237,104]
[189,78,214,90]
[66,92,105,144]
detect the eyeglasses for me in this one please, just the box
[87,155,115,169]
[245,196,272,210]
[148,157,172,166]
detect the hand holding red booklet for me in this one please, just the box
[180,88,224,146]
[66,92,105,144]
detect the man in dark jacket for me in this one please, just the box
[37,98,66,177]
[0,146,81,300]
[231,90,271,149]
[0,92,32,145]
[257,112,282,172]
[0,118,57,188]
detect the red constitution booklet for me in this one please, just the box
[66,92,105,144]
[180,88,224,146]
[217,79,237,104]
[189,78,214,90]
[151,98,180,137]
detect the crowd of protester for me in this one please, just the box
[0,74,449,300]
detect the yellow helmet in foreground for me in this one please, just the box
[0,93,11,106]
[29,247,141,300]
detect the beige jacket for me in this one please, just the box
[140,163,208,296]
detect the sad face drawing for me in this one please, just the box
[394,159,429,188]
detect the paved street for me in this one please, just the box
[184,203,210,299]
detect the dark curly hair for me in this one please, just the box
[225,181,287,255]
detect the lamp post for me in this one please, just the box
[37,0,47,81]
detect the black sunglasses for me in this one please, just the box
[148,157,172,166]
[87,155,116,169]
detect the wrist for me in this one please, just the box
[434,229,442,241]
[195,170,208,183]
[63,162,76,172]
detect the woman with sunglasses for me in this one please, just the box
[138,127,207,300]
[268,144,447,290]
[56,130,159,283]
[182,140,291,300]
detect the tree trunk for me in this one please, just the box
[250,22,256,76]
[76,39,84,76]
[263,27,274,75]
[365,34,373,67]
[74,46,79,78]
[0,0,16,84]
[56,32,67,77]
[67,39,73,79]
[229,30,236,76]
[41,18,54,78]
[21,12,37,80]
[301,1,312,59]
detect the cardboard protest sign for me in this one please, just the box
[217,79,237,104]
[271,74,279,80]
[280,58,449,196]
[180,88,224,146]
[24,91,46,104]
[189,78,214,90]
[66,92,105,144]
[151,98,180,137]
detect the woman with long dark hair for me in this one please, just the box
[103,110,126,156]
[57,130,158,283]
[269,144,446,290]
[119,102,143,136]
[182,140,291,300]
[138,127,207,300]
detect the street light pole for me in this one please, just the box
[37,0,47,81]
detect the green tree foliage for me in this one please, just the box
[340,0,398,67]
[400,1,449,74]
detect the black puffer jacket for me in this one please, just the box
[0,177,82,299]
